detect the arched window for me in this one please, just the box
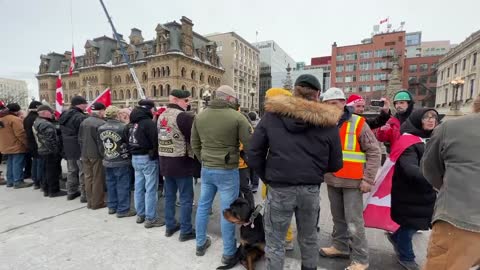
[127,89,131,99]
[157,67,161,77]
[200,88,204,98]
[181,67,186,78]
[152,68,156,78]
[88,91,93,100]
[166,84,171,96]
[191,87,196,98]
[161,67,165,77]
[200,73,204,82]
[95,90,100,97]
[191,70,196,80]
[113,90,118,100]
[119,90,124,100]
[125,75,130,83]
[166,66,170,76]
[152,85,157,97]
[142,72,148,82]
[181,85,186,90]
[160,85,164,97]
[133,90,138,99]
[65,94,69,103]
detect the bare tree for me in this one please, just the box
[0,91,30,107]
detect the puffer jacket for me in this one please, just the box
[59,107,87,159]
[248,95,343,187]
[391,108,437,230]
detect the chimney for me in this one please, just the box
[129,28,144,45]
[180,16,194,56]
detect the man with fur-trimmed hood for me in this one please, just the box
[248,75,343,270]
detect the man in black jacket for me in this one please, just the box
[129,99,163,228]
[79,102,106,210]
[248,75,343,270]
[59,96,88,201]
[33,105,66,197]
[98,106,136,218]
[24,100,44,189]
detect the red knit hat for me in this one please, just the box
[346,94,365,106]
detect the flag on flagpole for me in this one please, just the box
[55,73,64,119]
[379,17,389,24]
[363,134,422,232]
[69,46,76,76]
[87,88,111,114]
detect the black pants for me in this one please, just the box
[249,167,259,188]
[41,154,61,194]
[24,152,32,178]
[239,168,255,209]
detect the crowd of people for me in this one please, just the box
[0,74,479,270]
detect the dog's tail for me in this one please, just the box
[216,248,240,270]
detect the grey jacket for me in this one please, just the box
[79,115,106,159]
[421,114,480,233]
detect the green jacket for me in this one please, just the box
[191,99,251,169]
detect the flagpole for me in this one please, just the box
[88,87,110,107]
[98,0,145,100]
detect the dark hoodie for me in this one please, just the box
[247,95,343,187]
[59,107,88,160]
[391,108,438,230]
[128,106,158,159]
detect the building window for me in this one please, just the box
[373,84,386,91]
[445,88,448,103]
[152,85,157,97]
[373,73,387,81]
[359,62,371,70]
[375,49,387,58]
[454,63,458,74]
[374,60,387,69]
[431,63,437,70]
[336,54,344,61]
[360,51,372,59]
[181,85,186,90]
[345,52,357,61]
[462,59,467,70]
[447,68,450,77]
[419,64,428,72]
[336,65,344,72]
[359,85,371,92]
[408,76,417,83]
[440,70,444,80]
[409,65,417,72]
[345,64,356,72]
[473,53,477,67]
[336,76,344,83]
[419,76,428,84]
[360,74,371,81]
[181,67,186,78]
[345,75,356,82]
[430,75,437,84]
[471,79,475,98]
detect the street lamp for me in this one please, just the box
[249,88,256,111]
[202,88,211,108]
[450,77,465,112]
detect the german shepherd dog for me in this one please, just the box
[217,198,265,270]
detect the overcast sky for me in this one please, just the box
[1,0,479,97]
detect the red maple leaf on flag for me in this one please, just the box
[160,117,171,132]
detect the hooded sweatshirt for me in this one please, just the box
[128,106,158,158]
[247,95,343,187]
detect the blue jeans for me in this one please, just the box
[164,176,194,234]
[196,167,239,256]
[392,226,417,261]
[132,155,158,221]
[6,153,26,186]
[106,166,132,214]
[32,157,45,185]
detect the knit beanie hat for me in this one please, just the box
[346,94,365,106]
[265,88,292,98]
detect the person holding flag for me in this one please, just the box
[387,108,438,270]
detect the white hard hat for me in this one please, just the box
[322,87,346,101]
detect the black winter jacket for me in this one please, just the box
[128,107,158,159]
[391,108,438,230]
[33,117,62,156]
[79,115,106,159]
[98,119,130,168]
[365,109,391,130]
[24,111,39,157]
[247,95,343,187]
[59,107,88,160]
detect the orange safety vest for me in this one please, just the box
[333,114,367,180]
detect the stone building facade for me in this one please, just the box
[37,16,224,109]
[435,29,479,115]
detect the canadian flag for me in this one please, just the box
[87,88,112,114]
[69,46,76,76]
[55,73,64,119]
[379,17,389,24]
[363,134,422,232]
